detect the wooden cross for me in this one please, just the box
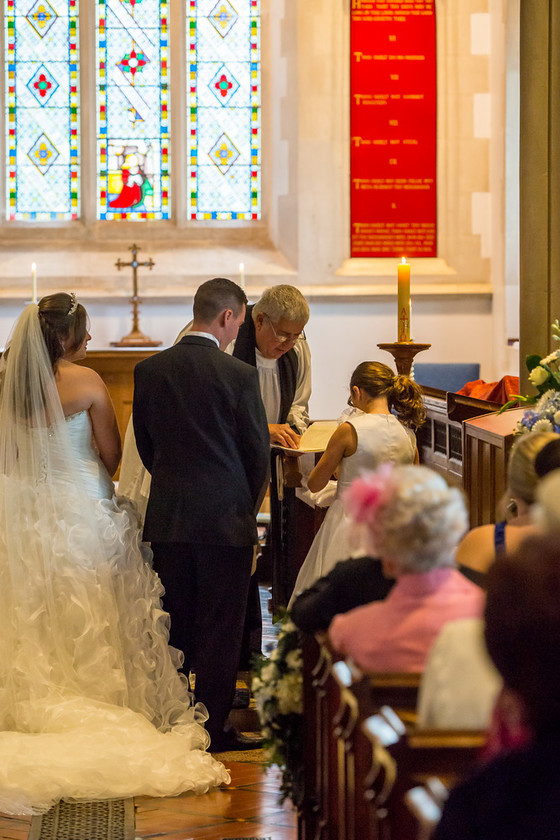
[111,243,162,347]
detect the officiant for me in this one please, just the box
[119,284,311,515]
[232,284,311,446]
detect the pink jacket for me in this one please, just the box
[328,568,484,673]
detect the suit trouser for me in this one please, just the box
[151,541,253,741]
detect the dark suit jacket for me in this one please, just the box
[133,334,269,546]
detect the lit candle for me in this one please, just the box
[239,262,245,290]
[397,257,410,342]
[31,262,38,304]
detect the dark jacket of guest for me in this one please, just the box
[433,735,560,840]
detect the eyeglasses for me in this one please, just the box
[263,314,305,344]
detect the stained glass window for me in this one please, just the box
[187,0,261,220]
[5,0,80,221]
[97,0,170,220]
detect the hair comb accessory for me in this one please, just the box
[67,293,78,316]
[342,462,395,524]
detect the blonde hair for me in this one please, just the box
[508,431,559,504]
[350,361,426,429]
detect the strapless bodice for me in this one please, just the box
[63,410,114,500]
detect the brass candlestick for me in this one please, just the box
[377,342,431,377]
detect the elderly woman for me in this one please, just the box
[328,465,484,673]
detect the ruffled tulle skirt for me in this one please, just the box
[0,484,229,815]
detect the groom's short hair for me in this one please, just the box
[193,277,247,323]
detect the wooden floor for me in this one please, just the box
[0,762,296,840]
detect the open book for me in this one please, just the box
[273,420,338,454]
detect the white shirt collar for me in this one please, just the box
[187,331,219,347]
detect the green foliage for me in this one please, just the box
[252,612,304,806]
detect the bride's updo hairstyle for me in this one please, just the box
[38,293,87,368]
[350,361,426,429]
[344,464,467,573]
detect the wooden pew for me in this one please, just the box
[362,710,485,840]
[404,777,450,840]
[299,634,421,840]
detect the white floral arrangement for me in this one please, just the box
[501,320,560,434]
[252,613,303,805]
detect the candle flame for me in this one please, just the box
[401,256,407,264]
[31,262,36,272]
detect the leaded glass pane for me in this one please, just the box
[187,0,261,220]
[5,0,80,221]
[97,0,170,220]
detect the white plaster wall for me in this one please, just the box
[0,296,495,419]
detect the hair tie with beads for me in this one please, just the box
[67,293,78,316]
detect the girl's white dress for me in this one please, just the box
[289,413,416,603]
[0,409,229,815]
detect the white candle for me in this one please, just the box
[31,262,37,304]
[238,262,245,290]
[397,257,410,342]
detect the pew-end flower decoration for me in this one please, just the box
[500,320,560,434]
[252,613,303,805]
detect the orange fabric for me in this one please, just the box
[456,375,520,405]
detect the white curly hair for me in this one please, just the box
[363,465,468,573]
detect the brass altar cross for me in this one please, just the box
[111,243,162,347]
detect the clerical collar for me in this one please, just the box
[187,331,219,347]
[255,347,278,368]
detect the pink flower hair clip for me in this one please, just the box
[343,463,395,524]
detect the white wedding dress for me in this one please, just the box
[0,408,229,815]
[289,413,417,603]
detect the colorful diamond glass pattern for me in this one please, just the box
[188,0,261,219]
[209,64,240,106]
[26,0,59,37]
[26,63,59,105]
[208,132,239,173]
[6,0,80,220]
[28,132,59,173]
[208,0,238,38]
[97,0,170,220]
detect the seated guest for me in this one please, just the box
[290,555,395,633]
[456,431,558,581]
[328,465,484,673]
[417,617,501,729]
[290,550,486,635]
[433,532,560,840]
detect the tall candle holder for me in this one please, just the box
[377,341,431,378]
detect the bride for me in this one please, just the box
[0,294,229,815]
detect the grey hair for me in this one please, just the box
[368,465,468,573]
[252,285,309,325]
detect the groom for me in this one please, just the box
[133,278,270,751]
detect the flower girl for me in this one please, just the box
[289,361,425,603]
